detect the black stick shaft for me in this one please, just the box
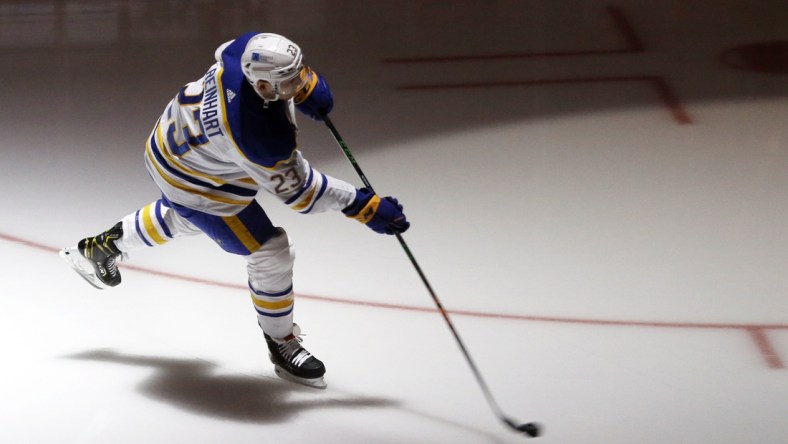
[322,115,540,437]
[322,115,375,191]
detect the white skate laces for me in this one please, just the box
[102,252,127,278]
[106,257,118,277]
[275,330,313,367]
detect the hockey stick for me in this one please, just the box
[322,114,542,438]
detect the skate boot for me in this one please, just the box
[59,222,124,289]
[263,323,326,389]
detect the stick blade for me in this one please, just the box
[503,417,543,438]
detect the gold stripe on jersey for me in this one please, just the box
[250,292,294,311]
[142,203,167,245]
[151,122,258,196]
[145,140,254,206]
[291,185,317,212]
[215,66,243,160]
[222,215,262,253]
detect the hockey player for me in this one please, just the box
[60,32,410,389]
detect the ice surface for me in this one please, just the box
[1,1,786,443]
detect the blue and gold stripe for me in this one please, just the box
[284,170,328,214]
[300,173,328,214]
[160,198,277,256]
[134,200,173,247]
[222,215,262,253]
[151,123,257,197]
[249,283,294,318]
[145,133,256,207]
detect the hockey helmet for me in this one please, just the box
[241,33,305,96]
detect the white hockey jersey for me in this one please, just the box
[144,34,356,217]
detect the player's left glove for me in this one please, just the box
[343,188,410,235]
[294,67,333,121]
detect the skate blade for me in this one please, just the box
[59,247,108,290]
[273,365,327,389]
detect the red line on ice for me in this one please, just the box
[3,231,783,368]
[748,328,786,369]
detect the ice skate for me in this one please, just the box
[263,323,326,389]
[60,222,124,289]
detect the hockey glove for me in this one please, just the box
[294,67,333,121]
[343,188,410,235]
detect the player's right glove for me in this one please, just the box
[294,67,333,121]
[343,188,410,235]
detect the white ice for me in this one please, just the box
[0,1,786,443]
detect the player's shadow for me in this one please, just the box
[65,349,396,423]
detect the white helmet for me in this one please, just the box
[240,33,304,93]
